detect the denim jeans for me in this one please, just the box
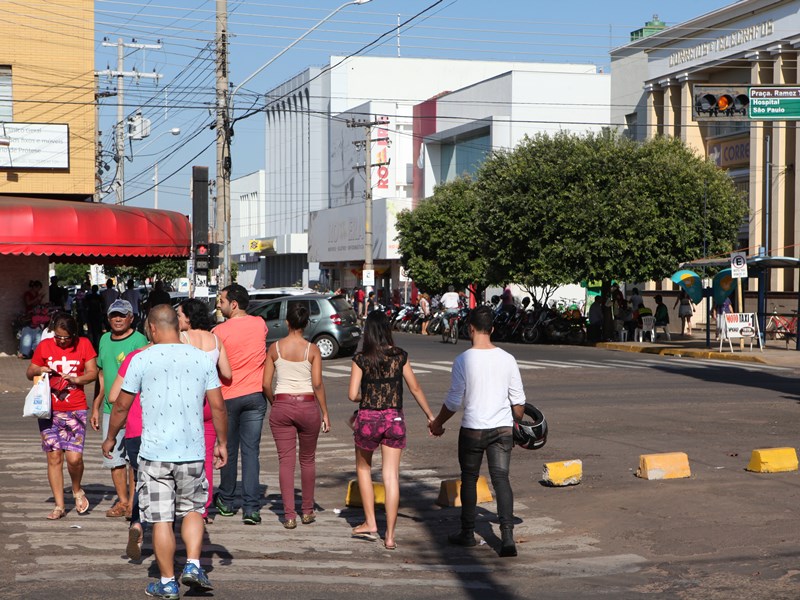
[458,426,514,531]
[217,392,267,514]
[124,436,142,526]
[18,326,42,357]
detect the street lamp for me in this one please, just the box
[216,0,373,286]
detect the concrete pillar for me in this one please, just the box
[645,86,663,138]
[661,80,676,137]
[771,51,787,290]
[679,78,704,155]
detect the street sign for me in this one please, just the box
[399,267,410,282]
[730,251,748,278]
[362,269,375,286]
[749,87,800,120]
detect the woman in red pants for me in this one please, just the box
[262,303,330,529]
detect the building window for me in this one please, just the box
[624,112,638,140]
[440,132,491,182]
[0,66,10,122]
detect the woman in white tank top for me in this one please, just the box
[262,302,329,529]
[178,299,232,522]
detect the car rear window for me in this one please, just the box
[329,297,353,313]
[287,299,320,316]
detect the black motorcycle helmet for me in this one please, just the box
[512,403,548,450]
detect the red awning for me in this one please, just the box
[0,197,190,262]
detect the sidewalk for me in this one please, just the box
[597,331,800,369]
[0,353,31,394]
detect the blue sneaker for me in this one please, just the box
[180,563,213,592]
[145,580,179,599]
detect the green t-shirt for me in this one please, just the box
[97,330,148,413]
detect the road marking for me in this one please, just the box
[601,360,649,369]
[410,362,453,372]
[566,360,611,369]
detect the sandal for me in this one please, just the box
[351,523,378,541]
[383,540,397,550]
[46,506,66,520]
[74,490,89,514]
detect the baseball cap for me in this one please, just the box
[107,299,133,316]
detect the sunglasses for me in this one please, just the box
[54,334,73,341]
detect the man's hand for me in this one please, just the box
[101,437,116,459]
[213,441,228,469]
[90,408,101,431]
[429,417,445,437]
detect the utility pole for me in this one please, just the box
[349,117,390,293]
[215,0,230,287]
[97,38,162,205]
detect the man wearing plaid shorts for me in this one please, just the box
[103,305,228,599]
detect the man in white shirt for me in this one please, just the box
[440,285,461,331]
[430,305,525,557]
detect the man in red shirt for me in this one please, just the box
[212,284,268,525]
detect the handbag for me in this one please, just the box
[23,373,51,419]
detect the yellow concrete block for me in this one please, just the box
[636,452,691,480]
[746,447,799,473]
[436,476,494,507]
[345,480,385,508]
[542,460,582,486]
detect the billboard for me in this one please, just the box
[0,123,69,169]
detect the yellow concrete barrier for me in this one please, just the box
[746,447,799,473]
[436,476,493,507]
[542,460,582,486]
[636,452,691,480]
[345,480,385,508]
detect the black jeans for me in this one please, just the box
[457,426,514,531]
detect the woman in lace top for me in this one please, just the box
[348,311,435,550]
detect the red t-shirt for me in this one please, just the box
[213,315,267,400]
[117,347,146,438]
[354,289,365,303]
[31,337,97,411]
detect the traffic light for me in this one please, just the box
[208,243,221,270]
[692,85,749,121]
[195,243,209,272]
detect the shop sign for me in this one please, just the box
[707,135,749,168]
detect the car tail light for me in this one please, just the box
[330,313,342,325]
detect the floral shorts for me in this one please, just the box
[353,408,406,452]
[38,410,87,453]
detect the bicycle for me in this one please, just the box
[765,304,798,345]
[441,311,459,344]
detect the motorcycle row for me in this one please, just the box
[382,297,587,345]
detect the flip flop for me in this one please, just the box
[74,490,89,514]
[383,540,397,550]
[351,524,379,542]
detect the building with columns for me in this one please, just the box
[611,0,800,293]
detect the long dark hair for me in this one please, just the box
[51,312,79,347]
[361,311,394,372]
[180,299,213,331]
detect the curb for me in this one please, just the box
[595,342,768,364]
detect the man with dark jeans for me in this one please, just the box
[212,284,268,525]
[430,305,525,557]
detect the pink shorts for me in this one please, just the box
[38,410,87,453]
[353,408,406,452]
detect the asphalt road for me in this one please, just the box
[3,333,800,599]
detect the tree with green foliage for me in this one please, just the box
[475,131,747,293]
[54,263,90,285]
[396,177,492,297]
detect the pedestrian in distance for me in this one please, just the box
[212,284,269,525]
[262,302,330,529]
[26,312,98,519]
[348,311,436,550]
[674,290,694,336]
[103,305,228,598]
[178,298,232,523]
[587,296,605,343]
[91,299,148,519]
[430,305,526,558]
[100,278,120,312]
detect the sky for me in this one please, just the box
[94,0,736,213]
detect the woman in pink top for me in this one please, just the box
[178,299,232,523]
[262,302,329,529]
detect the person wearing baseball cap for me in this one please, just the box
[91,297,148,518]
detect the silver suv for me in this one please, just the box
[247,293,360,359]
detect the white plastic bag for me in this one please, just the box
[23,373,51,419]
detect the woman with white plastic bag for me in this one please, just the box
[23,372,51,418]
[26,313,98,520]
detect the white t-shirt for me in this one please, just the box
[441,292,461,310]
[444,347,525,429]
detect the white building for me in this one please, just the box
[236,55,607,292]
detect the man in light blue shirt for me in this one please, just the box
[104,305,227,599]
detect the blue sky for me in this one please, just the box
[94,0,734,213]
